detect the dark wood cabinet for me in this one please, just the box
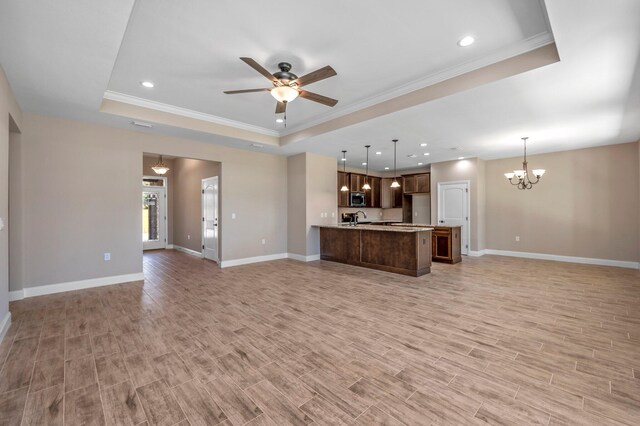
[367,176,381,208]
[432,226,462,264]
[381,178,403,208]
[402,173,430,194]
[337,171,349,207]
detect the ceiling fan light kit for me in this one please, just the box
[504,137,546,190]
[224,57,338,125]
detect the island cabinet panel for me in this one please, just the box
[319,228,360,264]
[318,226,432,277]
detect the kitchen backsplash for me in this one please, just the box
[338,207,402,221]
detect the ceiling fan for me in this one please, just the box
[224,57,338,117]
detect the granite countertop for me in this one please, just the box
[313,224,433,232]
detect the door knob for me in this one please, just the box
[439,220,444,223]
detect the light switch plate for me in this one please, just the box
[0,217,4,231]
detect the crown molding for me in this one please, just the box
[103,91,280,138]
[281,31,555,136]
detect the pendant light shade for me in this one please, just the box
[152,155,170,175]
[390,139,400,188]
[362,145,371,190]
[340,150,349,192]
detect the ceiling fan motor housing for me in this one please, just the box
[273,62,297,83]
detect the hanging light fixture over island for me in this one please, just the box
[391,139,401,188]
[504,137,545,190]
[340,150,349,192]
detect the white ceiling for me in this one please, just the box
[1,0,639,171]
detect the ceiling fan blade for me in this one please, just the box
[223,88,271,94]
[299,90,338,107]
[294,65,337,87]
[275,101,287,114]
[240,57,277,82]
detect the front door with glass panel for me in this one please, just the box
[142,184,167,250]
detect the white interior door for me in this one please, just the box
[142,187,166,250]
[438,181,469,255]
[202,176,219,262]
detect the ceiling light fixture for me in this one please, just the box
[151,155,170,175]
[458,157,465,160]
[375,151,382,155]
[340,151,349,192]
[141,81,155,88]
[458,36,475,47]
[424,152,430,156]
[384,167,390,170]
[504,137,545,190]
[420,143,427,147]
[275,118,284,123]
[270,86,299,103]
[391,140,401,188]
[362,145,372,190]
[418,162,423,165]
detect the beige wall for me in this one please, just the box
[485,142,640,262]
[172,157,221,253]
[1,66,22,327]
[142,155,174,244]
[10,113,287,289]
[430,158,483,251]
[287,153,337,257]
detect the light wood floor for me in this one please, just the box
[2,250,639,425]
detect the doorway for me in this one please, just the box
[142,176,167,250]
[437,181,470,255]
[201,176,219,262]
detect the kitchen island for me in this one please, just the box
[315,224,433,277]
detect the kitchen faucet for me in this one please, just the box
[354,210,367,225]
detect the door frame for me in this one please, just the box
[437,180,470,255]
[201,176,219,262]
[142,176,168,251]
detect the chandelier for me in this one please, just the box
[504,137,545,190]
[152,155,170,175]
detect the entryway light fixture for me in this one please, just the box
[340,151,349,192]
[504,137,545,190]
[152,155,170,175]
[391,139,400,188]
[362,145,371,190]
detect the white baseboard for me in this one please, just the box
[172,245,204,258]
[0,312,12,343]
[166,244,174,249]
[287,253,321,262]
[483,249,639,269]
[468,250,487,257]
[9,272,145,300]
[220,253,288,268]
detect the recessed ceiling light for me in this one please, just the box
[341,158,346,161]
[418,162,423,165]
[458,156,465,160]
[458,36,475,47]
[362,162,367,166]
[140,81,154,88]
[408,154,417,158]
[275,118,284,123]
[375,151,382,155]
[420,143,427,147]
[384,167,390,170]
[423,152,430,156]
[251,143,264,148]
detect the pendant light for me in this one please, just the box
[362,145,371,190]
[152,155,170,175]
[340,150,349,192]
[390,139,400,188]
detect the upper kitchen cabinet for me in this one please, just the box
[381,178,403,208]
[402,173,430,194]
[365,176,381,208]
[349,173,364,192]
[337,171,349,207]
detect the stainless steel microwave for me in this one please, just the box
[350,192,366,207]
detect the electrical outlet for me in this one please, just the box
[261,239,266,245]
[187,235,191,240]
[232,213,236,219]
[515,236,520,242]
[104,253,111,261]
[331,212,335,218]
[415,212,418,217]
